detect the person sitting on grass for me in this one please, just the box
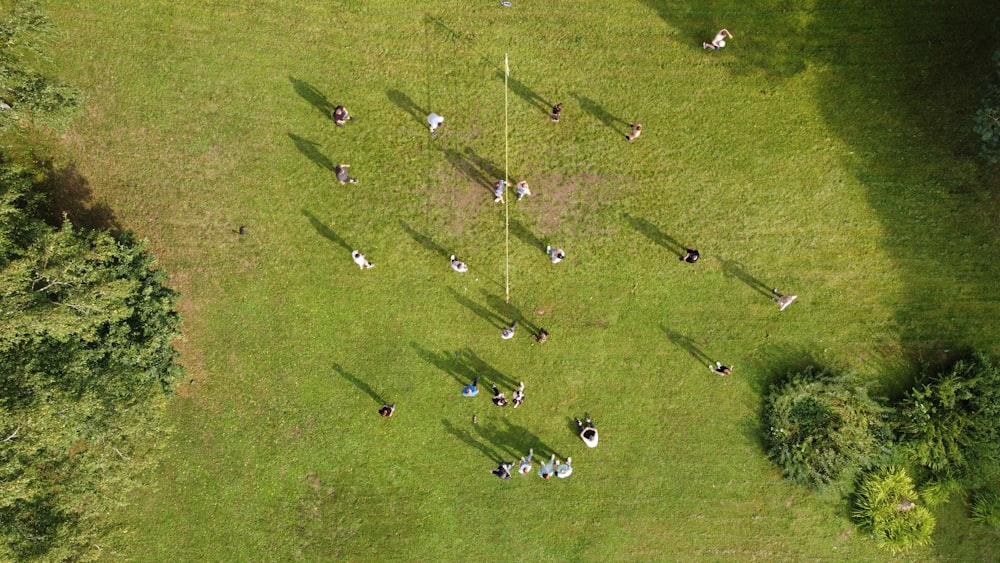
[491,384,509,407]
[771,288,798,311]
[577,414,599,448]
[538,454,557,480]
[512,381,525,408]
[335,163,359,185]
[518,449,534,474]
[551,103,563,122]
[626,122,642,142]
[501,321,517,340]
[492,460,513,480]
[703,29,733,50]
[462,376,480,397]
[556,457,573,478]
[351,250,374,269]
[516,181,531,201]
[332,105,354,127]
[450,255,468,273]
[709,361,733,376]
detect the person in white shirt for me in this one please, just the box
[351,250,374,269]
[576,414,599,448]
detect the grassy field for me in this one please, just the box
[38,0,1000,559]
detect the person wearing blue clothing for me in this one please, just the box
[517,448,534,474]
[538,454,556,480]
[493,179,505,203]
[556,457,573,478]
[462,376,480,397]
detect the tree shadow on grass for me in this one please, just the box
[400,220,451,259]
[570,92,630,136]
[621,213,686,258]
[301,209,352,251]
[290,76,334,119]
[332,363,385,404]
[37,161,120,232]
[442,418,500,462]
[387,89,428,128]
[288,133,334,170]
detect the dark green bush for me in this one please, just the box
[763,367,892,490]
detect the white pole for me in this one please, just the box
[504,53,510,304]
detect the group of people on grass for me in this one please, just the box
[326,26,806,479]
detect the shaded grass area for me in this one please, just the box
[39,0,1000,560]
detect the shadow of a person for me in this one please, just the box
[387,89,429,127]
[290,76,334,118]
[508,219,547,253]
[660,325,715,366]
[301,210,352,251]
[718,257,775,299]
[400,221,451,259]
[621,213,686,257]
[571,92,631,135]
[288,133,335,170]
[332,363,385,404]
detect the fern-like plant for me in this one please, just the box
[854,467,936,554]
[970,491,1000,529]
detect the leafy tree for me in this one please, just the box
[854,467,936,554]
[763,367,892,490]
[0,157,181,559]
[896,354,1000,482]
[0,0,79,128]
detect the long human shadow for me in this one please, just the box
[717,256,776,300]
[332,363,385,404]
[447,287,508,330]
[425,15,502,73]
[442,148,493,192]
[442,419,501,462]
[501,71,551,116]
[456,347,518,390]
[301,210,352,251]
[621,213,686,258]
[461,146,504,185]
[400,221,451,259]
[473,420,562,462]
[288,133,334,170]
[386,89,428,128]
[508,219,547,254]
[37,161,120,232]
[289,76,334,118]
[661,325,715,368]
[570,92,630,136]
[482,292,540,336]
[410,342,468,385]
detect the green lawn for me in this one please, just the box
[40,0,1000,559]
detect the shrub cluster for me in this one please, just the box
[762,354,1000,554]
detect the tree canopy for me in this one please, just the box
[0,154,182,559]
